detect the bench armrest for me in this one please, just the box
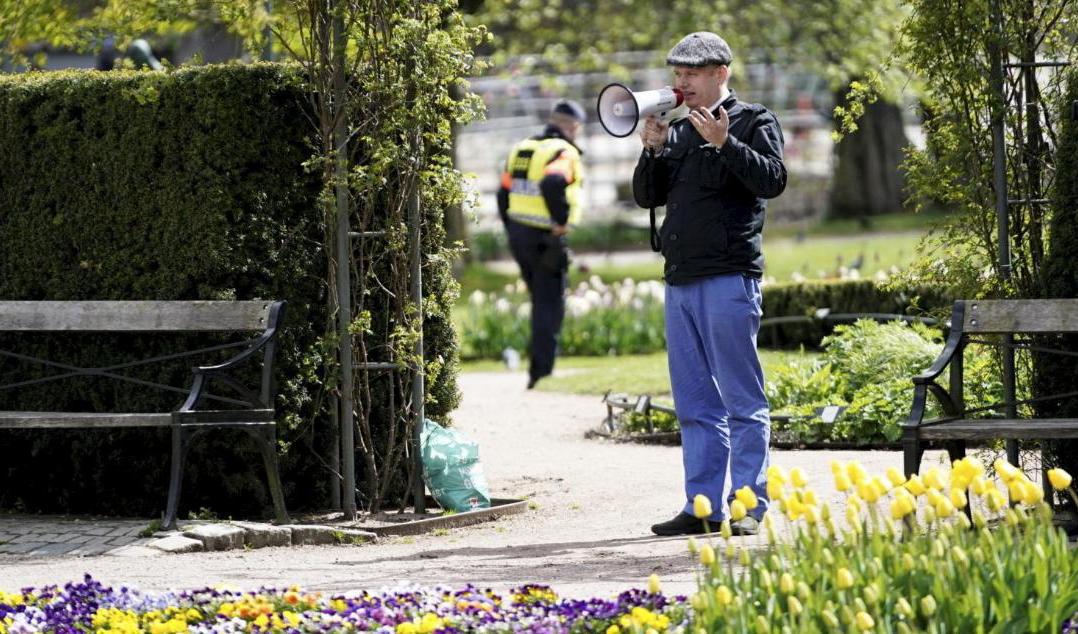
[904,319,965,428]
[179,301,285,411]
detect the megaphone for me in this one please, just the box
[597,83,685,137]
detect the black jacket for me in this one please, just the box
[632,92,786,284]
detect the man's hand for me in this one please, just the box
[640,116,668,154]
[551,223,569,236]
[688,105,729,147]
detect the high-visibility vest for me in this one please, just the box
[502,137,583,229]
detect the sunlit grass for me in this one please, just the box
[461,349,819,397]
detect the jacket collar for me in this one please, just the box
[537,124,584,155]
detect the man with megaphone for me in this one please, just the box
[630,32,787,537]
[497,99,588,390]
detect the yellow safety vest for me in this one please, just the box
[504,137,583,229]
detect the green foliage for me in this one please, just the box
[691,465,1078,632]
[768,320,1002,443]
[760,279,952,349]
[894,0,1078,299]
[0,63,465,517]
[1035,67,1078,507]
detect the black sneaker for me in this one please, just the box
[651,512,716,536]
[526,376,539,390]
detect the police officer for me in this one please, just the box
[634,32,787,536]
[497,100,587,389]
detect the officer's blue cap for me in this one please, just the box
[551,99,587,123]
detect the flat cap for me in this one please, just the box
[666,32,733,67]
[551,99,587,123]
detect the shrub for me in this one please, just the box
[0,65,460,517]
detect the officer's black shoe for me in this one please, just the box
[526,376,539,390]
[651,512,715,536]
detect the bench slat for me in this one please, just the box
[0,412,172,428]
[919,418,1078,440]
[0,301,274,331]
[963,299,1078,333]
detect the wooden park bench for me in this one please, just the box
[0,300,289,529]
[903,299,1078,481]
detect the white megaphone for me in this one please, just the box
[597,83,686,138]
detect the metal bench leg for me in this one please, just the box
[163,426,192,530]
[944,440,967,466]
[254,427,289,524]
[903,430,924,478]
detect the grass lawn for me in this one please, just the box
[460,349,818,397]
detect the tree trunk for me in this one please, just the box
[828,95,909,222]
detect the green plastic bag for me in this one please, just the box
[421,419,491,512]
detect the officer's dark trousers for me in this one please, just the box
[506,221,567,383]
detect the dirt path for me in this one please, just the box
[0,371,934,599]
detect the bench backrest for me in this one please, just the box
[0,301,276,332]
[959,299,1078,334]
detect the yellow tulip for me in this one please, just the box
[803,504,820,524]
[802,489,818,506]
[834,470,853,492]
[730,499,748,521]
[969,475,988,495]
[925,488,944,507]
[1007,479,1025,503]
[994,458,1021,482]
[767,479,785,501]
[923,505,937,523]
[935,497,955,518]
[855,611,875,631]
[699,544,716,566]
[920,595,937,616]
[845,505,860,528]
[715,585,733,605]
[735,486,759,510]
[647,574,661,594]
[985,488,1006,511]
[886,467,906,487]
[904,475,926,496]
[780,573,795,594]
[863,584,879,605]
[1020,480,1043,505]
[821,610,840,628]
[830,459,844,475]
[924,467,944,490]
[836,567,855,589]
[720,520,732,540]
[606,626,620,634]
[951,473,971,491]
[1048,468,1073,491]
[787,596,803,616]
[692,494,713,519]
[767,464,788,483]
[790,467,809,488]
[950,488,967,509]
[846,461,868,484]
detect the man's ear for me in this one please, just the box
[717,64,730,85]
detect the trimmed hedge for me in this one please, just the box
[0,64,460,518]
[1036,68,1078,507]
[760,279,954,348]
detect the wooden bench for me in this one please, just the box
[903,299,1078,481]
[0,300,289,529]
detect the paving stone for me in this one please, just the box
[107,545,165,557]
[183,524,246,551]
[28,543,80,556]
[148,535,205,554]
[1,542,46,554]
[230,522,292,549]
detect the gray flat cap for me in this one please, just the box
[666,32,733,67]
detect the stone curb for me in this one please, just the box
[142,522,377,554]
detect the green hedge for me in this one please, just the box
[760,279,954,348]
[1036,68,1078,507]
[0,64,460,518]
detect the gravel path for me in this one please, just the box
[0,370,937,599]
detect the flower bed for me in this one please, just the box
[4,464,1076,633]
[0,578,685,633]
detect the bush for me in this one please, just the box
[768,320,1003,443]
[0,65,460,518]
[759,279,953,349]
